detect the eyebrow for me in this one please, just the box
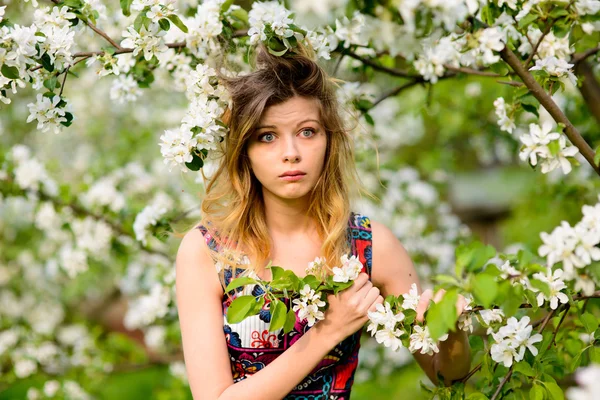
[255,119,322,130]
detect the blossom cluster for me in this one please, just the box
[518,122,579,175]
[537,197,600,293]
[159,62,230,172]
[292,284,326,327]
[490,316,543,367]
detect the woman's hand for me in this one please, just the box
[415,288,469,323]
[314,272,383,344]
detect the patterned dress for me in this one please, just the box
[197,212,373,399]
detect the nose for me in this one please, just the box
[282,136,301,163]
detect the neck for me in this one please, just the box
[262,189,316,237]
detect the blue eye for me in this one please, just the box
[301,128,316,137]
[259,133,275,142]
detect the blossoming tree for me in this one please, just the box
[0,0,599,399]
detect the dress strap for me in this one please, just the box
[347,212,373,278]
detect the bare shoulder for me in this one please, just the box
[370,220,420,297]
[175,226,223,298]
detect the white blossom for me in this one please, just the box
[567,363,600,400]
[26,94,69,134]
[409,325,448,355]
[332,254,363,283]
[120,24,168,61]
[58,243,88,278]
[124,283,171,329]
[533,268,569,310]
[110,75,142,104]
[529,56,577,85]
[493,97,515,134]
[334,11,368,48]
[401,283,420,311]
[490,316,542,367]
[133,201,169,245]
[305,256,326,275]
[374,326,404,351]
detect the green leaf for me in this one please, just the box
[158,18,171,31]
[530,384,546,400]
[426,289,459,341]
[580,312,598,333]
[302,274,321,291]
[251,296,265,315]
[590,346,600,363]
[455,242,496,276]
[226,295,256,324]
[549,9,569,18]
[518,13,538,29]
[466,393,488,400]
[101,46,116,55]
[269,266,285,281]
[224,276,258,293]
[185,152,204,171]
[541,381,563,400]
[530,279,550,297]
[267,45,288,57]
[472,274,498,309]
[120,0,133,16]
[594,145,600,167]
[269,300,287,332]
[43,76,58,92]
[60,112,74,127]
[167,14,188,33]
[514,361,536,377]
[283,308,296,333]
[1,64,20,79]
[221,0,234,12]
[40,53,54,72]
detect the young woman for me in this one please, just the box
[175,44,471,400]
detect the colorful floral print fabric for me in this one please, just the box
[197,212,373,399]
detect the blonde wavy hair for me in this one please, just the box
[197,42,365,282]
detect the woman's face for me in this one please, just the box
[247,96,327,203]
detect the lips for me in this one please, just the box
[279,170,306,177]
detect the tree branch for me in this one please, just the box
[549,303,570,349]
[50,0,123,50]
[574,60,600,126]
[572,46,600,65]
[524,18,555,68]
[491,367,513,400]
[499,45,600,176]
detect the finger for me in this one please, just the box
[359,286,380,312]
[354,280,373,299]
[416,289,432,323]
[456,295,467,315]
[367,295,384,313]
[432,288,446,303]
[348,273,369,292]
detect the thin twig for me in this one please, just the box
[59,67,69,96]
[443,65,502,77]
[491,367,513,400]
[499,44,600,176]
[344,50,420,78]
[497,80,524,87]
[524,17,555,68]
[50,0,122,50]
[572,46,600,65]
[549,303,570,349]
[368,80,423,109]
[461,362,482,383]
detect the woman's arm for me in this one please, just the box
[176,229,379,400]
[370,221,471,385]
